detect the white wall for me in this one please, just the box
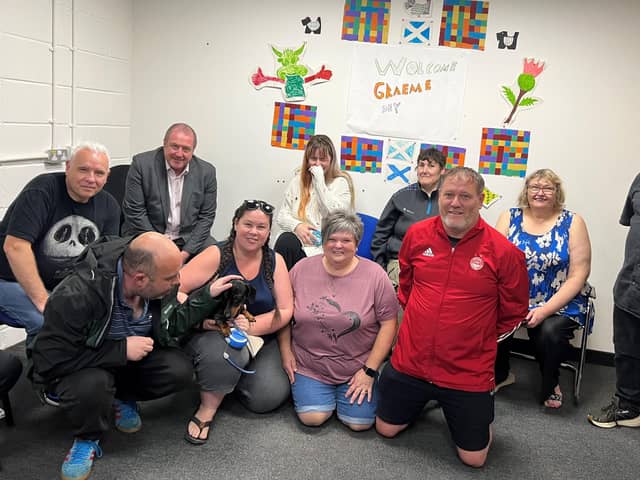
[131,0,640,354]
[0,0,133,345]
[1,0,637,353]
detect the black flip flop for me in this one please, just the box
[184,415,212,445]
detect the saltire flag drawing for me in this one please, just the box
[400,19,432,44]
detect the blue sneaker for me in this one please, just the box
[61,438,102,480]
[113,399,141,433]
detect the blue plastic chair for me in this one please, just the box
[356,213,378,260]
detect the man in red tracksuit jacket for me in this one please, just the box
[376,167,529,468]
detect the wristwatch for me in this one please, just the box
[362,365,379,380]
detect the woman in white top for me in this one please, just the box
[275,134,355,269]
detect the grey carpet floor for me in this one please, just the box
[1,345,638,480]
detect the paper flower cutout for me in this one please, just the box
[502,58,545,126]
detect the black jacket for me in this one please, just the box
[32,235,223,383]
[370,183,439,267]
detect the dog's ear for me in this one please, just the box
[246,283,256,304]
[223,287,234,319]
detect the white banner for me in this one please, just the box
[346,45,467,142]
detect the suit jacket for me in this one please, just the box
[122,147,217,255]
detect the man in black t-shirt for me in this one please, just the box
[0,142,120,348]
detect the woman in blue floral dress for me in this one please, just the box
[494,169,592,408]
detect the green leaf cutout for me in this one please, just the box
[519,97,539,107]
[502,86,516,106]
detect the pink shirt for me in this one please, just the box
[290,255,399,384]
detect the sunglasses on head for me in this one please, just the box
[243,200,274,215]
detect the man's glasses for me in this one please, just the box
[244,200,274,215]
[527,185,555,195]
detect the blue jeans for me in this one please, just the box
[291,372,378,426]
[0,279,44,346]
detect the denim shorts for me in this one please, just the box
[291,372,378,426]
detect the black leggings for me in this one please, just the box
[495,315,578,402]
[274,232,307,271]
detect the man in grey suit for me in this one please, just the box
[122,123,217,263]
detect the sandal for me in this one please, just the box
[544,392,563,409]
[184,415,212,445]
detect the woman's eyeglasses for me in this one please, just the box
[527,185,555,195]
[244,200,274,215]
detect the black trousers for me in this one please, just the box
[274,232,307,271]
[50,348,193,440]
[0,350,22,395]
[495,315,578,402]
[614,305,640,411]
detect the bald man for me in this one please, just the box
[0,142,120,348]
[32,232,239,480]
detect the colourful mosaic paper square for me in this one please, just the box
[342,0,390,44]
[478,128,530,178]
[341,135,383,173]
[271,102,317,150]
[438,0,489,51]
[420,143,466,168]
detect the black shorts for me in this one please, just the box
[377,362,494,451]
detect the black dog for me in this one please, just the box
[210,279,256,336]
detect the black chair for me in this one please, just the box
[102,163,130,232]
[511,284,596,405]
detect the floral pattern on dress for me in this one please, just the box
[508,208,592,328]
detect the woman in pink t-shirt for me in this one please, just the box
[278,210,399,430]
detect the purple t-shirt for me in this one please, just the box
[290,255,399,384]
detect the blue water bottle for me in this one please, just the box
[311,229,322,246]
[223,328,255,374]
[226,328,248,349]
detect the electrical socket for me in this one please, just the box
[46,147,71,164]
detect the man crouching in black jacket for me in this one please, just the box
[32,232,239,480]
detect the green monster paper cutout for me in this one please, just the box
[250,43,332,102]
[502,58,545,126]
[273,44,307,100]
